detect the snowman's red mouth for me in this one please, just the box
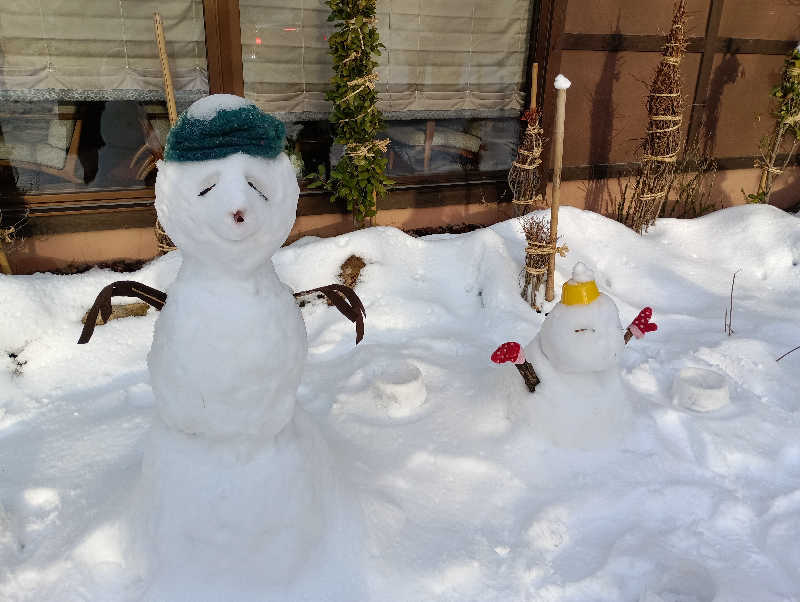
[233,210,245,223]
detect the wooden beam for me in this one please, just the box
[5,155,796,222]
[686,0,725,147]
[561,33,704,53]
[560,33,795,56]
[203,0,244,95]
[715,38,797,55]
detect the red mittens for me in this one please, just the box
[628,307,658,339]
[491,342,526,364]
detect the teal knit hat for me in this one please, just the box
[164,95,286,163]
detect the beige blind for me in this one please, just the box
[0,0,207,98]
[240,0,334,114]
[241,0,531,117]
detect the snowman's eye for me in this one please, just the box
[248,180,269,202]
[198,184,215,196]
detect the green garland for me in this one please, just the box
[323,0,392,227]
[749,46,800,203]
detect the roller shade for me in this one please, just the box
[0,0,208,99]
[241,0,531,117]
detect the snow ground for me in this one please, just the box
[1,204,799,601]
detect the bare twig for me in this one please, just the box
[617,0,687,232]
[749,46,800,204]
[776,345,800,362]
[519,214,551,310]
[724,270,740,336]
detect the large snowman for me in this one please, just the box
[493,262,656,448]
[124,95,363,600]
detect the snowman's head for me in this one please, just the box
[154,95,299,273]
[538,263,624,373]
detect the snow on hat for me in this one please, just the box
[164,94,285,162]
[561,262,600,305]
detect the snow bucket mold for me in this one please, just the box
[672,367,730,412]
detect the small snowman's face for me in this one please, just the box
[538,294,624,373]
[154,152,299,273]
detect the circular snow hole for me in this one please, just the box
[375,362,427,418]
[672,367,729,412]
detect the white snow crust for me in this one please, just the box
[568,260,594,284]
[185,94,255,120]
[1,204,800,601]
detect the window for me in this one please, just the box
[240,0,530,179]
[0,0,207,195]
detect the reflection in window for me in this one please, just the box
[0,101,171,196]
[385,118,521,176]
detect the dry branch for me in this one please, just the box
[618,0,687,233]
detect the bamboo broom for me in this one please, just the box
[153,12,177,254]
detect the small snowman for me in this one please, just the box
[492,262,657,447]
[119,95,363,599]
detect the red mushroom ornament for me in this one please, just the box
[491,342,540,392]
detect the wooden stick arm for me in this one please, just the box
[77,280,366,345]
[491,341,540,393]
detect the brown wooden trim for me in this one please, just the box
[560,33,795,56]
[21,189,155,205]
[6,155,794,223]
[559,154,795,181]
[24,207,156,236]
[715,38,797,55]
[686,0,725,147]
[203,0,244,95]
[561,33,704,53]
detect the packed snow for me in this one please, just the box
[1,204,800,601]
[185,94,255,120]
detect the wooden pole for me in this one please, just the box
[545,74,570,302]
[152,12,178,254]
[0,246,11,275]
[154,13,178,126]
[0,224,16,274]
[530,62,539,111]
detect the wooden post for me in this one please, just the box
[0,246,11,275]
[530,63,539,112]
[545,74,570,302]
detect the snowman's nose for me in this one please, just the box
[232,209,246,224]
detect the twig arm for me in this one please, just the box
[491,341,540,393]
[294,284,367,344]
[78,280,367,346]
[78,281,167,344]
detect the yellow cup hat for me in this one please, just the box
[561,262,600,305]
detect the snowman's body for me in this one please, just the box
[148,263,306,441]
[126,96,361,599]
[513,265,632,448]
